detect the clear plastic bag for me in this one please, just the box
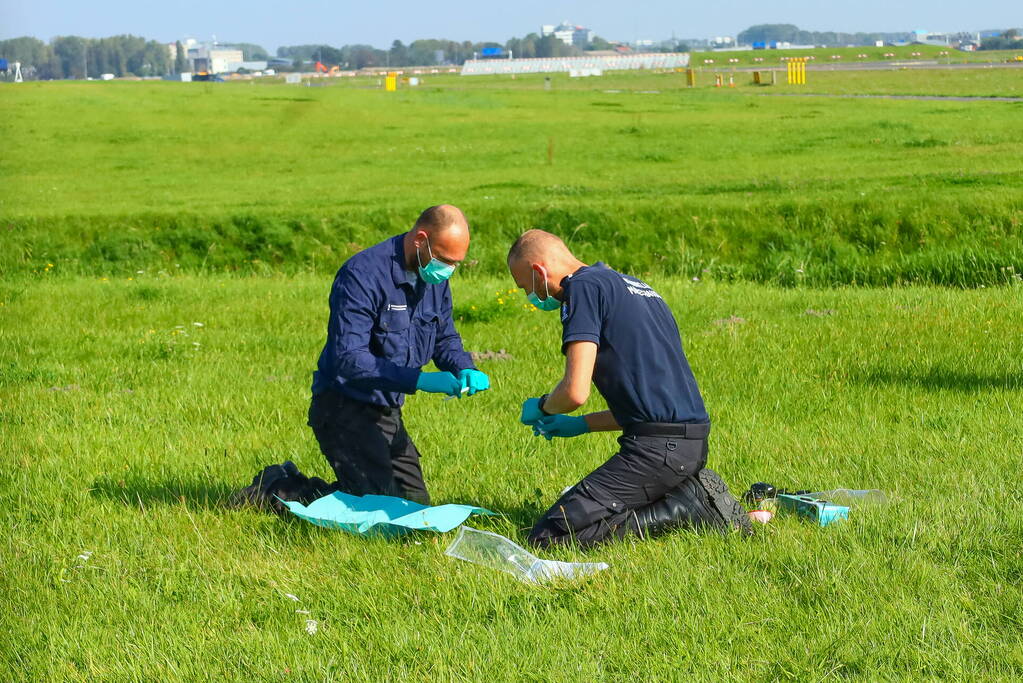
[806,489,887,506]
[445,526,609,584]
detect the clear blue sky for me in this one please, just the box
[0,0,1015,50]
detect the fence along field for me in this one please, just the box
[1,70,1021,285]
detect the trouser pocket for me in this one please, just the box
[663,437,707,477]
[548,481,624,535]
[619,436,707,505]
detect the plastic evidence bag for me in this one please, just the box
[806,489,887,506]
[445,526,608,584]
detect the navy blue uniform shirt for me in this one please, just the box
[560,262,708,427]
[311,234,475,408]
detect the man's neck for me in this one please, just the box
[401,231,418,272]
[550,259,588,298]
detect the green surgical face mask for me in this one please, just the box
[527,268,560,311]
[417,236,456,284]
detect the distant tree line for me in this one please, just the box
[737,24,912,47]
[275,31,661,70]
[276,39,535,70]
[979,29,1021,50]
[0,35,171,80]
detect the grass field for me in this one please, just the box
[2,68,1022,285]
[447,65,1023,98]
[2,65,1023,680]
[4,273,1022,679]
[689,44,1023,68]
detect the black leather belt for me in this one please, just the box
[624,422,711,439]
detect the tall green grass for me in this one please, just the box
[8,199,1022,287]
[2,274,1022,679]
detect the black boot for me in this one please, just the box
[631,477,727,538]
[230,461,297,510]
[230,461,334,515]
[697,468,754,536]
[631,470,754,539]
[273,473,335,509]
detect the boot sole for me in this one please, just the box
[698,468,754,536]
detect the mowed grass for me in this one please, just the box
[444,62,1023,98]
[686,44,1023,68]
[2,272,1022,679]
[2,73,1022,285]
[2,66,1023,679]
[4,75,1021,220]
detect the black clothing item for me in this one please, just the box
[307,389,430,505]
[559,263,708,426]
[631,476,719,536]
[230,461,298,511]
[230,461,334,515]
[623,422,711,439]
[273,472,335,509]
[527,426,747,548]
[695,468,755,536]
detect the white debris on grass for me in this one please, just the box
[305,619,318,635]
[284,593,300,602]
[62,550,95,582]
[192,322,204,327]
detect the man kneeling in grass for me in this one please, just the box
[508,230,752,547]
[233,205,489,512]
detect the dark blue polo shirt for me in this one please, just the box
[559,263,708,427]
[311,234,475,408]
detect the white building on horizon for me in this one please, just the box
[541,22,593,48]
[912,29,954,46]
[186,42,244,74]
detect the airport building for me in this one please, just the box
[541,23,594,49]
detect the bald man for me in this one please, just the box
[508,230,752,547]
[233,205,489,510]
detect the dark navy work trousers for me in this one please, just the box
[307,390,430,505]
[528,425,716,548]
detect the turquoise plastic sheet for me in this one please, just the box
[281,491,494,537]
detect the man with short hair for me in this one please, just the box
[508,229,751,547]
[234,205,489,510]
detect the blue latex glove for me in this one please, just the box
[520,397,547,426]
[416,371,462,397]
[533,414,590,440]
[458,369,490,396]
